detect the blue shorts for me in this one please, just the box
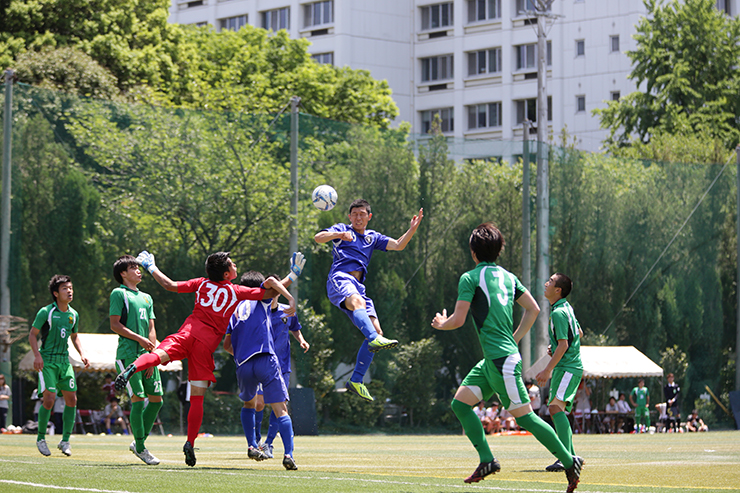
[236,353,289,404]
[256,373,288,396]
[327,272,377,319]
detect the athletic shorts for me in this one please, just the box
[236,353,289,404]
[548,368,583,412]
[327,272,377,319]
[38,361,76,395]
[257,372,288,396]
[461,353,529,411]
[116,356,163,399]
[158,331,217,384]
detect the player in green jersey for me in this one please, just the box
[536,273,584,472]
[630,379,650,432]
[110,255,163,465]
[29,275,89,457]
[432,223,583,492]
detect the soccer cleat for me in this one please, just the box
[114,363,137,392]
[183,441,197,467]
[565,456,584,493]
[130,441,160,465]
[282,455,298,470]
[248,446,269,461]
[57,440,72,456]
[464,458,501,483]
[36,439,51,457]
[345,381,374,401]
[545,459,564,472]
[367,335,399,353]
[259,441,274,459]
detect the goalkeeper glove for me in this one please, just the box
[136,250,158,274]
[287,251,306,283]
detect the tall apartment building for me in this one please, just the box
[169,0,738,153]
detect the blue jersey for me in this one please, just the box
[226,300,276,367]
[270,303,302,375]
[325,223,390,283]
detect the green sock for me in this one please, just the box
[516,412,573,468]
[552,411,574,455]
[451,399,493,463]
[142,400,163,442]
[37,406,51,441]
[130,400,146,453]
[62,405,76,441]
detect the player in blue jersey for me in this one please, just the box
[224,271,300,470]
[314,199,423,401]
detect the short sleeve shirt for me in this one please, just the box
[548,298,583,372]
[270,303,302,375]
[325,223,390,283]
[631,386,649,406]
[226,300,275,366]
[109,285,156,360]
[32,303,79,364]
[457,262,526,360]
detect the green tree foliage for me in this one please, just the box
[388,338,442,426]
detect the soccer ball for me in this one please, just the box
[312,185,337,211]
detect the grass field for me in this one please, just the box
[1,431,739,493]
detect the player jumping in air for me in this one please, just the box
[115,250,303,466]
[314,199,423,402]
[432,223,583,492]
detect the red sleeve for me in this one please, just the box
[235,285,266,300]
[177,278,205,294]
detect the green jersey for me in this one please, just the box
[109,285,156,360]
[32,303,79,365]
[548,298,583,372]
[631,386,649,407]
[457,262,526,360]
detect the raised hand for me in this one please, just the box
[136,251,158,274]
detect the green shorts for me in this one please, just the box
[461,353,529,411]
[38,361,76,395]
[116,357,163,399]
[548,368,583,412]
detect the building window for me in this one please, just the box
[311,52,334,65]
[421,2,454,30]
[467,0,502,22]
[468,102,502,129]
[716,0,731,15]
[516,96,552,124]
[516,0,550,14]
[262,7,290,31]
[421,55,454,82]
[304,1,333,28]
[421,108,454,133]
[467,48,502,76]
[576,95,586,112]
[515,41,551,70]
[610,35,620,53]
[575,39,585,56]
[186,0,203,8]
[610,91,620,101]
[194,21,208,27]
[220,15,248,31]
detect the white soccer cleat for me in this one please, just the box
[36,439,51,456]
[130,441,161,465]
[57,440,72,456]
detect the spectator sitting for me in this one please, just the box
[498,407,519,432]
[102,374,116,403]
[485,402,501,434]
[686,410,709,432]
[572,380,592,433]
[602,396,619,433]
[102,397,129,435]
[525,380,541,414]
[616,392,633,433]
[474,401,489,430]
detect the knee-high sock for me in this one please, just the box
[62,405,76,442]
[142,400,163,440]
[552,411,574,455]
[187,395,204,445]
[277,415,294,457]
[352,309,378,340]
[265,411,279,445]
[37,405,52,441]
[254,409,264,443]
[515,412,573,468]
[351,339,375,383]
[451,399,493,463]
[240,408,257,448]
[130,400,146,452]
[131,352,162,373]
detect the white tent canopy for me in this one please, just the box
[18,333,182,373]
[523,346,663,380]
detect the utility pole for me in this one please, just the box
[521,120,532,369]
[1,69,14,424]
[736,144,740,391]
[289,96,301,302]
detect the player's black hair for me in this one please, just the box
[113,255,139,284]
[205,251,232,282]
[266,272,282,282]
[348,199,371,214]
[239,270,265,288]
[469,222,505,263]
[551,272,573,299]
[48,274,72,302]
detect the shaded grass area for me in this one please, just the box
[1,431,739,492]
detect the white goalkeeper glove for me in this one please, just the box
[287,252,306,283]
[136,250,158,274]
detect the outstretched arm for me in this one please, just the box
[137,251,178,291]
[315,230,354,244]
[387,208,424,251]
[262,277,296,316]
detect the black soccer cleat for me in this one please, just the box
[247,446,268,461]
[183,441,197,467]
[282,455,298,470]
[565,455,584,492]
[464,458,501,483]
[545,459,564,472]
[114,363,137,392]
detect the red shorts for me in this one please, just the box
[157,331,218,384]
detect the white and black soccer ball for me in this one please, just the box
[312,185,337,211]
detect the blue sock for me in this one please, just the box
[265,411,279,445]
[240,408,257,448]
[277,415,294,457]
[352,309,378,340]
[254,409,264,443]
[351,339,375,383]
